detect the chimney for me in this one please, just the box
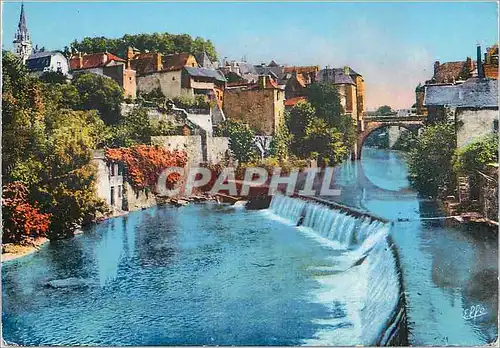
[434,61,440,76]
[477,45,484,78]
[258,75,266,89]
[343,66,349,75]
[466,57,473,74]
[78,52,83,69]
[126,47,134,69]
[156,53,162,71]
[102,53,108,65]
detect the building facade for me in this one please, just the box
[223,75,285,136]
[25,51,69,76]
[69,52,137,98]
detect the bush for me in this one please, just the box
[2,182,51,244]
[407,123,456,197]
[217,119,259,164]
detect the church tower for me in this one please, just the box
[13,3,33,63]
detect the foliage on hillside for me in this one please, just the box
[106,145,188,191]
[66,33,218,61]
[2,51,109,242]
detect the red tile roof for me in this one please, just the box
[432,61,474,83]
[70,53,125,70]
[284,96,307,107]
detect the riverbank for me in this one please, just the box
[2,237,48,262]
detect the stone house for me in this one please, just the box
[25,50,69,76]
[134,52,226,109]
[92,150,124,211]
[283,66,319,99]
[423,77,498,148]
[316,66,365,127]
[415,44,498,115]
[223,75,285,136]
[69,52,137,99]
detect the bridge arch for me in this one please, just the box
[354,117,425,160]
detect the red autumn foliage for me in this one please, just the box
[2,182,52,244]
[105,145,188,191]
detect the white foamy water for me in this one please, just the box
[268,194,401,346]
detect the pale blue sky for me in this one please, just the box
[2,1,498,108]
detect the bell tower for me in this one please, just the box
[13,3,33,63]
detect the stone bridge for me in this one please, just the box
[353,115,427,160]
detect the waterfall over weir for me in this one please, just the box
[268,194,407,346]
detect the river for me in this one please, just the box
[2,147,498,346]
[331,147,498,345]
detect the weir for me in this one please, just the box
[269,194,408,346]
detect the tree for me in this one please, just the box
[269,121,292,160]
[392,129,419,152]
[2,51,48,186]
[67,33,218,61]
[407,123,456,197]
[303,118,349,166]
[109,106,175,147]
[39,71,67,84]
[72,73,124,124]
[217,119,259,163]
[376,105,394,115]
[453,135,498,199]
[307,83,356,149]
[286,101,316,157]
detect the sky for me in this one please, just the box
[2,1,498,109]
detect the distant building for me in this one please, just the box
[424,77,498,148]
[13,3,32,63]
[415,44,497,115]
[284,96,307,110]
[283,66,319,99]
[134,52,226,109]
[223,75,285,136]
[25,51,69,76]
[69,51,136,99]
[317,66,366,127]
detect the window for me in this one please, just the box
[110,187,115,206]
[172,76,176,81]
[118,185,122,198]
[494,119,498,133]
[110,164,115,176]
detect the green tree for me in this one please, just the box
[376,105,394,115]
[392,129,419,152]
[407,123,456,197]
[307,83,356,149]
[2,51,47,185]
[72,73,124,124]
[67,33,218,61]
[217,119,259,163]
[269,121,292,160]
[286,101,316,157]
[453,135,498,199]
[303,118,349,166]
[39,71,67,84]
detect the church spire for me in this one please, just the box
[13,2,33,63]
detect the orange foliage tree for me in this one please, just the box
[105,145,188,191]
[2,182,51,244]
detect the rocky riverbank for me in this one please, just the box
[2,237,48,262]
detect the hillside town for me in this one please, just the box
[8,3,499,222]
